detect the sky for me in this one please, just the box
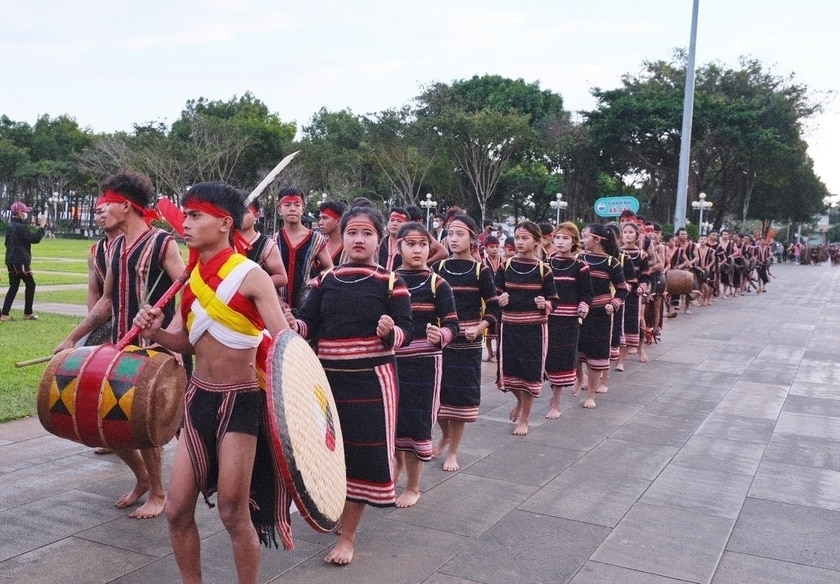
[2,0,838,194]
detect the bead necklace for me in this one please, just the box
[332,266,375,285]
[583,252,609,267]
[400,270,432,292]
[550,256,577,272]
[441,260,479,276]
[507,259,538,276]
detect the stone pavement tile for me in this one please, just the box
[586,382,668,406]
[707,345,764,362]
[519,467,649,528]
[672,369,740,390]
[763,433,840,472]
[774,411,840,439]
[521,416,617,453]
[479,402,547,431]
[389,473,536,538]
[422,574,482,584]
[711,551,840,584]
[695,412,776,444]
[754,344,806,364]
[591,503,733,583]
[727,498,840,571]
[562,398,644,427]
[621,363,694,388]
[0,489,125,561]
[0,416,46,442]
[740,363,799,386]
[655,343,718,365]
[458,417,518,459]
[710,386,787,420]
[671,435,766,476]
[462,440,582,487]
[112,529,323,584]
[639,465,752,519]
[0,434,92,473]
[571,561,690,584]
[801,350,838,363]
[0,536,155,584]
[793,359,840,385]
[783,394,840,417]
[749,460,840,511]
[789,379,840,400]
[288,504,392,548]
[0,452,132,508]
[78,501,224,558]
[440,510,610,584]
[608,413,701,448]
[640,395,717,422]
[571,438,678,480]
[769,332,815,347]
[694,358,752,375]
[660,382,731,403]
[270,517,472,584]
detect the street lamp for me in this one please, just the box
[420,193,437,229]
[701,221,713,235]
[691,192,713,233]
[549,193,568,225]
[48,192,65,223]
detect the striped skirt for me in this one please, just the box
[324,362,398,507]
[545,315,580,387]
[439,340,482,422]
[611,304,625,359]
[498,321,548,398]
[578,307,613,371]
[624,292,641,348]
[395,353,442,460]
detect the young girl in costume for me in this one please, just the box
[393,222,459,507]
[481,235,503,362]
[576,224,627,408]
[496,221,559,436]
[617,221,651,369]
[290,206,413,565]
[605,222,633,372]
[544,222,592,419]
[432,213,499,471]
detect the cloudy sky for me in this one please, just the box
[2,0,838,193]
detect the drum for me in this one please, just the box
[265,329,346,533]
[37,344,186,450]
[665,269,694,296]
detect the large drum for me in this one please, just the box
[37,344,186,450]
[265,329,346,533]
[665,269,694,296]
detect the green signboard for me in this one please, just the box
[593,196,640,218]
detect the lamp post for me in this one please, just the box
[691,192,713,233]
[549,193,568,225]
[420,193,437,229]
[48,192,64,224]
[701,221,713,235]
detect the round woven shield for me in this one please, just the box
[265,330,346,532]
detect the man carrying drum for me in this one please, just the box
[56,170,185,519]
[133,182,292,583]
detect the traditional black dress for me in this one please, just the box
[578,252,627,371]
[621,248,651,349]
[545,256,593,387]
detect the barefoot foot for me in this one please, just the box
[583,398,597,409]
[595,384,609,394]
[431,439,449,458]
[128,494,166,519]
[395,489,421,508]
[639,350,649,363]
[325,536,355,565]
[115,480,150,509]
[545,408,562,419]
[508,406,520,422]
[442,454,460,472]
[513,422,529,436]
[615,363,625,372]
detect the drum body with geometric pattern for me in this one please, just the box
[37,344,186,450]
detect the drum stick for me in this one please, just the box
[15,355,53,368]
[116,260,196,351]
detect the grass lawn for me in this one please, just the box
[33,289,89,305]
[0,313,83,421]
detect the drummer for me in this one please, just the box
[56,170,185,520]
[133,182,292,583]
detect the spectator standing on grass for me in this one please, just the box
[1,201,45,322]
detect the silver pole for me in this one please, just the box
[674,0,700,229]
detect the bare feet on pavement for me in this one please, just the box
[583,398,597,409]
[442,454,460,472]
[395,489,421,508]
[129,494,166,519]
[324,535,355,565]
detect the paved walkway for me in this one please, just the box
[1,263,839,583]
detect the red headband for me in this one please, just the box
[97,190,159,226]
[279,194,304,205]
[448,219,476,237]
[389,212,409,222]
[183,199,252,253]
[321,207,341,221]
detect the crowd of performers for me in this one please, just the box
[52,176,781,578]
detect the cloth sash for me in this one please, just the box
[186,252,264,348]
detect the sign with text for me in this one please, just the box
[593,196,640,218]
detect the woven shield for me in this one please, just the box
[265,330,346,532]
